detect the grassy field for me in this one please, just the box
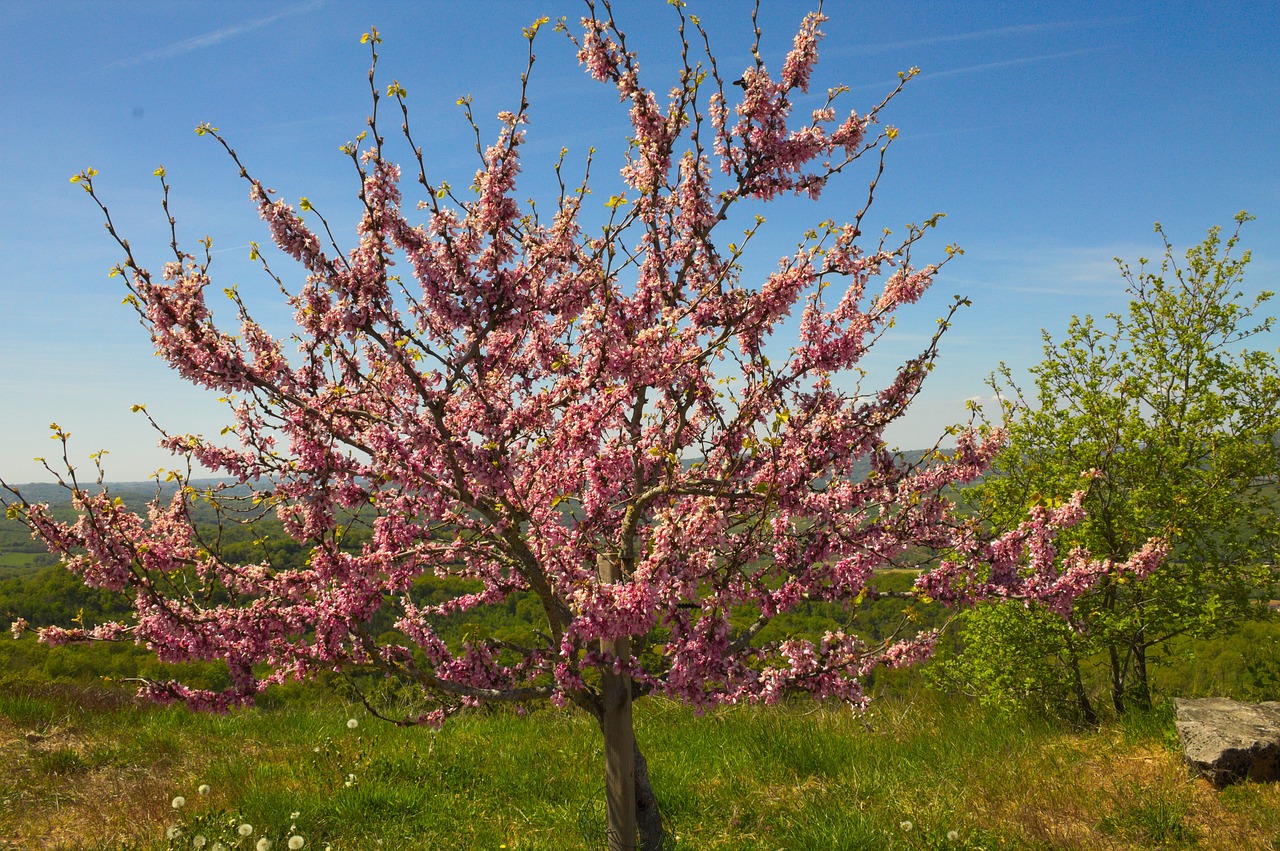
[4,639,1280,850]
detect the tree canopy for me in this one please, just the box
[1,6,1164,847]
[941,214,1279,721]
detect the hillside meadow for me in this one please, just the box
[5,491,1280,848]
[4,628,1280,851]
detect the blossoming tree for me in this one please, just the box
[2,4,1164,848]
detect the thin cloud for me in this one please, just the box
[106,0,323,70]
[846,20,1131,55]
[978,243,1149,297]
[964,392,1007,409]
[850,46,1109,92]
[997,282,1125,297]
[918,47,1108,81]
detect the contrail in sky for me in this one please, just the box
[919,47,1108,81]
[848,19,1134,55]
[106,0,324,70]
[849,46,1111,92]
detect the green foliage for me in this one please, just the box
[929,600,1089,722]
[0,560,137,628]
[1146,615,1280,702]
[3,633,234,696]
[948,213,1280,719]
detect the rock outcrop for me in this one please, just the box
[1173,697,1280,787]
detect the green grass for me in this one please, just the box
[5,650,1280,851]
[0,551,42,569]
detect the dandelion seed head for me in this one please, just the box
[172,796,186,809]
[256,839,273,851]
[238,824,254,837]
[900,820,913,831]
[198,784,211,795]
[192,837,208,849]
[347,718,358,729]
[166,826,182,840]
[947,830,960,841]
[288,837,306,850]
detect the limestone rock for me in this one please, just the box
[1173,697,1280,787]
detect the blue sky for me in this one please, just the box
[1,1,1277,483]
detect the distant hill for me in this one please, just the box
[1,448,944,574]
[3,448,944,508]
[2,479,240,508]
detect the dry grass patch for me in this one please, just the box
[1,718,180,850]
[964,725,1280,850]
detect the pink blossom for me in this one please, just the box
[781,13,827,92]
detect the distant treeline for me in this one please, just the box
[0,471,946,679]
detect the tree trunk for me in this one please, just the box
[633,738,664,851]
[598,554,665,850]
[601,660,636,849]
[1109,642,1127,715]
[1131,636,1152,712]
[1064,634,1098,726]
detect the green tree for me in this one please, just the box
[941,213,1280,720]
